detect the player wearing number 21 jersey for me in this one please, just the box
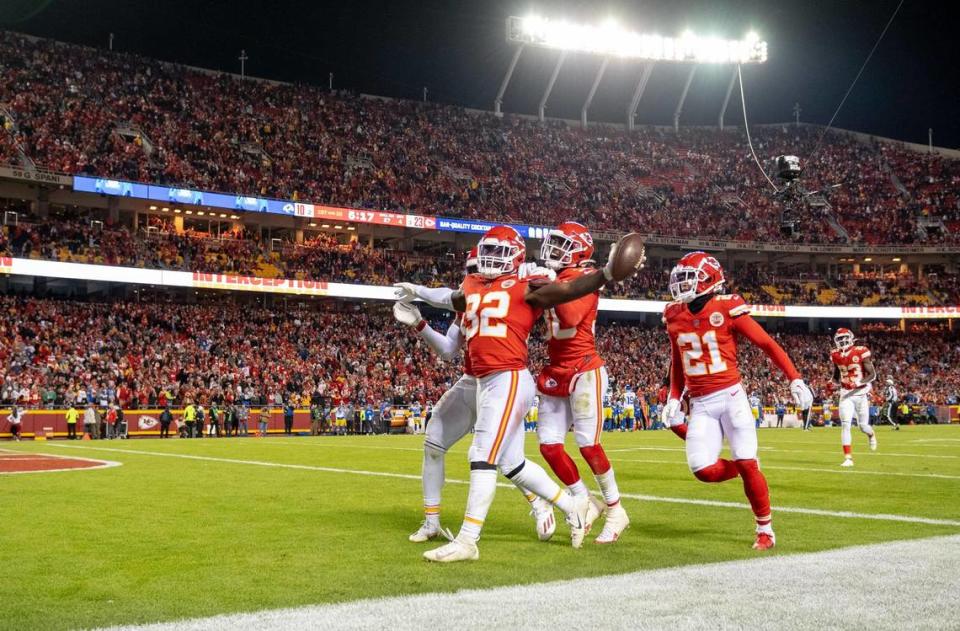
[661,252,814,551]
[830,328,878,467]
[394,225,640,562]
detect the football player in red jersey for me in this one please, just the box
[395,225,640,562]
[661,252,814,551]
[394,249,557,544]
[830,328,878,467]
[536,221,629,544]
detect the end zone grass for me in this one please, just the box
[1,425,958,630]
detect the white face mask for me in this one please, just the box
[477,241,519,279]
[539,232,580,270]
[669,266,703,302]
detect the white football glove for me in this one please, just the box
[393,282,420,303]
[790,379,814,410]
[393,302,423,327]
[661,398,682,427]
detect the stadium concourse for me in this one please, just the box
[3,209,960,306]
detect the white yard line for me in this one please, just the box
[101,534,960,631]
[45,443,960,528]
[610,456,960,481]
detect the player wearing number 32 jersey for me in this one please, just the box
[394,225,639,562]
[661,252,814,551]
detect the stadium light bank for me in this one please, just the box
[496,15,768,130]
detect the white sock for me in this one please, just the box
[568,479,590,498]
[422,446,444,525]
[512,483,538,507]
[458,468,497,543]
[595,468,621,507]
[508,459,576,514]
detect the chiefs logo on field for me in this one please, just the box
[138,416,159,430]
[709,312,724,327]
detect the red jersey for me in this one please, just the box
[664,294,753,398]
[461,273,542,378]
[543,266,603,372]
[830,345,872,392]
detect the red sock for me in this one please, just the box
[843,444,852,456]
[539,443,582,486]
[693,458,740,483]
[735,459,772,526]
[670,423,688,440]
[579,444,611,475]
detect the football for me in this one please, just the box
[608,233,646,282]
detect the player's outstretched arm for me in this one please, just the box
[393,303,462,360]
[393,283,466,312]
[732,314,813,408]
[525,238,643,309]
[524,268,606,309]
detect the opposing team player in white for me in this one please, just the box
[394,249,556,543]
[661,252,814,550]
[395,225,641,562]
[535,221,629,543]
[830,328,878,467]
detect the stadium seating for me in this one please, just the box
[1,296,957,410]
[3,214,957,305]
[1,31,958,246]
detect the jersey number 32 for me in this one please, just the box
[463,291,509,339]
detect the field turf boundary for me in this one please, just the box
[101,534,960,630]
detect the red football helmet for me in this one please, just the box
[834,328,855,351]
[540,221,595,270]
[669,251,725,303]
[476,225,525,279]
[465,247,479,275]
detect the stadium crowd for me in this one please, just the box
[2,296,958,415]
[3,213,957,306]
[1,31,958,247]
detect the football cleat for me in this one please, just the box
[594,503,630,544]
[409,521,443,543]
[585,496,605,535]
[752,531,776,551]
[530,497,556,542]
[841,458,854,467]
[869,435,878,451]
[565,494,589,549]
[423,537,479,563]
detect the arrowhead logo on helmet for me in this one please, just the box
[834,328,855,351]
[669,251,725,303]
[476,225,526,279]
[465,247,479,275]
[540,221,595,270]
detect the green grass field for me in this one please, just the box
[2,425,958,630]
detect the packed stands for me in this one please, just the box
[1,31,958,246]
[1,296,957,410]
[3,212,957,305]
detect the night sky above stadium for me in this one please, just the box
[3,0,958,147]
